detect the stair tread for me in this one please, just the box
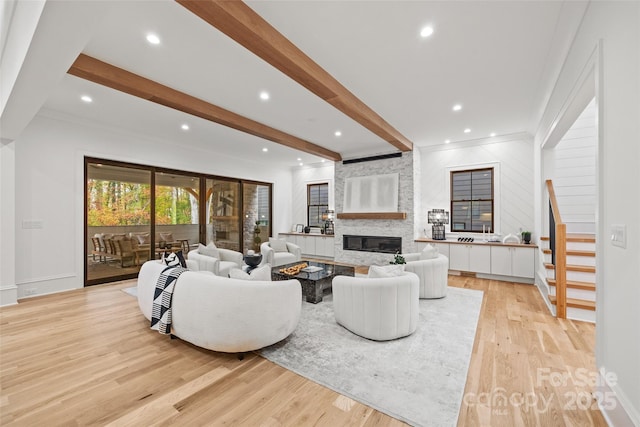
[544,263,595,273]
[541,234,596,243]
[567,250,596,257]
[543,249,595,257]
[567,264,596,273]
[548,278,596,290]
[549,295,596,310]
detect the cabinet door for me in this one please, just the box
[301,235,316,255]
[317,236,335,257]
[469,245,491,274]
[449,244,469,271]
[325,237,335,258]
[288,234,301,249]
[490,246,512,276]
[512,247,535,278]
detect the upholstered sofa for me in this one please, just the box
[332,271,420,341]
[403,252,449,299]
[260,239,302,267]
[187,247,243,277]
[137,261,302,353]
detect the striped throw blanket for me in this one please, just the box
[150,266,188,335]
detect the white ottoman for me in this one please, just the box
[403,253,449,299]
[332,272,419,341]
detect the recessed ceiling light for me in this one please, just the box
[445,139,451,144]
[259,91,270,101]
[334,130,342,137]
[420,26,434,38]
[81,95,92,103]
[181,124,189,131]
[490,132,496,137]
[464,128,471,133]
[299,162,303,166]
[321,159,326,163]
[262,148,268,152]
[146,33,160,45]
[452,104,462,112]
[297,157,302,161]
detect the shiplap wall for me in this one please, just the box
[552,99,596,229]
[290,163,334,233]
[418,135,534,239]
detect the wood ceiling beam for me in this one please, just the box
[67,54,342,162]
[176,0,414,153]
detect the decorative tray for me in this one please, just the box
[301,266,323,273]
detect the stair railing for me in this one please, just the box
[546,180,567,319]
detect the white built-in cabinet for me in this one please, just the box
[490,246,535,278]
[449,244,492,274]
[416,239,536,280]
[279,233,334,258]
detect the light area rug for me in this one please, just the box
[259,286,484,427]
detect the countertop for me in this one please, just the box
[279,232,335,237]
[415,238,538,248]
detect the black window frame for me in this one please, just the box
[307,183,329,227]
[450,168,494,233]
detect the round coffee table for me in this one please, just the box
[244,254,263,273]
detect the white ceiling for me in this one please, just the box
[36,0,584,168]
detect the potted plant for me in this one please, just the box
[390,251,406,265]
[521,231,532,244]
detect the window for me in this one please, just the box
[450,168,494,232]
[307,183,329,227]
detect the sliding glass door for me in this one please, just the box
[206,178,241,251]
[86,158,272,284]
[242,182,272,254]
[155,172,201,257]
[86,161,151,284]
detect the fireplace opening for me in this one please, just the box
[343,235,402,254]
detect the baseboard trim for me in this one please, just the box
[17,272,76,285]
[535,271,556,316]
[597,369,640,427]
[0,285,18,307]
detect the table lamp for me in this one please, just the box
[322,209,335,235]
[428,209,449,240]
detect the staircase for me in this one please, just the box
[541,233,596,322]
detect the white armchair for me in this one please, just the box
[187,247,243,277]
[260,239,302,267]
[332,271,420,341]
[403,252,449,299]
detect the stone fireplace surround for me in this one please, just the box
[333,151,418,266]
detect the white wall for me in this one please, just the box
[290,162,334,231]
[418,134,535,241]
[552,98,597,230]
[11,112,292,299]
[0,140,17,305]
[534,2,640,424]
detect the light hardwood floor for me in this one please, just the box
[0,275,606,426]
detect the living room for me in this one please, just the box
[1,1,638,426]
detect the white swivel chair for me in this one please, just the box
[332,271,419,341]
[260,238,302,267]
[402,245,449,299]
